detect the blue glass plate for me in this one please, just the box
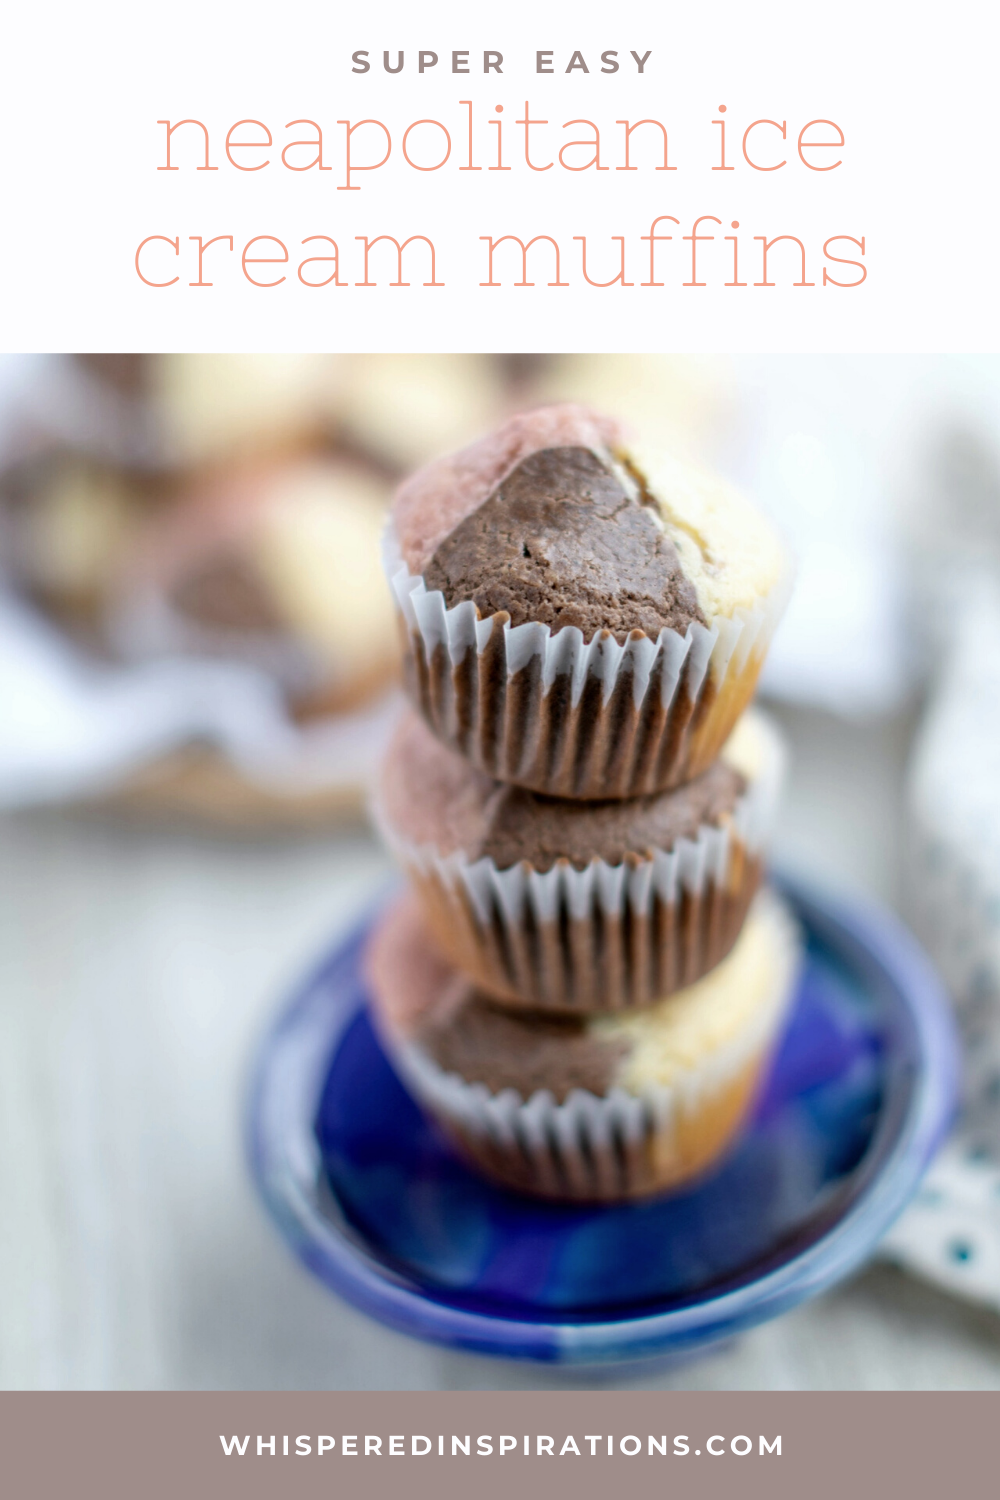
[248,877,959,1365]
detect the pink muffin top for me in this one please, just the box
[377,711,746,872]
[365,892,466,1038]
[391,403,622,575]
[365,893,628,1099]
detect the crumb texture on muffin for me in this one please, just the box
[421,446,705,644]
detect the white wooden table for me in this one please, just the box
[3,705,999,1390]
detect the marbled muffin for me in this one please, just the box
[374,706,784,1012]
[387,403,791,798]
[151,354,344,467]
[113,457,399,719]
[367,889,800,1201]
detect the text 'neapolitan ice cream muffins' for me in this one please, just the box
[386,404,791,799]
[367,889,801,1202]
[374,706,785,1013]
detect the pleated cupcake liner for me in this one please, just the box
[376,893,801,1202]
[385,525,791,800]
[374,709,786,1012]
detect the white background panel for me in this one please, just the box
[1,0,995,351]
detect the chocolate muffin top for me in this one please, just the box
[421,445,705,644]
[392,403,791,632]
[379,710,747,871]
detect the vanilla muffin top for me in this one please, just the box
[597,891,796,1093]
[629,443,790,620]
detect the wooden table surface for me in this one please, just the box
[3,705,999,1390]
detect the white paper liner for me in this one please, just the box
[376,708,785,928]
[381,891,801,1199]
[385,523,791,715]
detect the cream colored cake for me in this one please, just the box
[153,354,345,464]
[596,889,796,1093]
[629,444,791,621]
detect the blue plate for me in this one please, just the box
[248,878,959,1365]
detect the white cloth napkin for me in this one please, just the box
[881,1142,1000,1313]
[0,589,398,805]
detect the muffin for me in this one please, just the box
[386,403,791,799]
[374,706,785,1012]
[526,353,731,467]
[113,457,399,719]
[152,354,345,467]
[367,889,800,1201]
[0,454,147,632]
[330,354,510,472]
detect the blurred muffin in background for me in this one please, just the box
[0,452,153,636]
[75,354,150,401]
[525,354,734,466]
[151,354,347,469]
[0,354,720,826]
[328,354,513,472]
[113,456,399,719]
[70,353,531,477]
[64,354,347,471]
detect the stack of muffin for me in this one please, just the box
[368,403,799,1202]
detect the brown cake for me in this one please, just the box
[113,457,399,719]
[421,445,705,643]
[374,706,783,1012]
[387,403,791,799]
